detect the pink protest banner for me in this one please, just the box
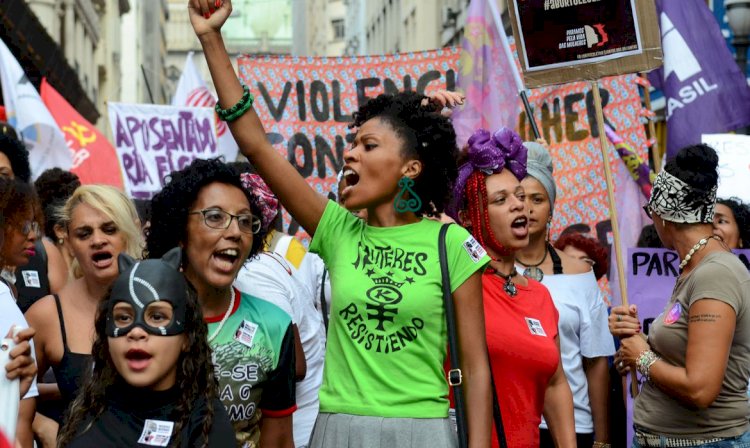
[517,74,650,256]
[238,49,460,241]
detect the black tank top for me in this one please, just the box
[15,240,50,312]
[51,294,93,423]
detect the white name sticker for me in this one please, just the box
[525,317,547,337]
[21,271,41,288]
[137,419,174,446]
[462,235,487,263]
[234,319,259,348]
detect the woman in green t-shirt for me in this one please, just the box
[187,1,493,446]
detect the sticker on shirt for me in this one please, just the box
[525,317,547,336]
[21,270,40,288]
[663,302,682,325]
[137,419,174,446]
[462,235,487,263]
[234,319,259,348]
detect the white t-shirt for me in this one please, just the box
[235,252,326,448]
[0,281,38,400]
[518,268,615,433]
[269,232,331,323]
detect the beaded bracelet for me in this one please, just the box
[215,84,254,122]
[636,350,660,381]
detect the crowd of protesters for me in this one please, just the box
[1,1,750,447]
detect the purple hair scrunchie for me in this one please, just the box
[448,127,528,219]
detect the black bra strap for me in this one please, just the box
[548,244,563,275]
[53,294,70,351]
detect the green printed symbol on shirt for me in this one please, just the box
[339,242,430,353]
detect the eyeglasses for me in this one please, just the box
[189,209,262,234]
[642,204,653,220]
[20,220,40,236]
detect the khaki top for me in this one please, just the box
[634,251,750,438]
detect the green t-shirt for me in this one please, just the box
[206,290,296,447]
[310,201,490,418]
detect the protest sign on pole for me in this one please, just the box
[701,134,750,204]
[107,103,218,199]
[625,248,750,444]
[41,79,124,189]
[508,0,662,89]
[237,48,459,241]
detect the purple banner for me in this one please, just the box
[648,0,750,158]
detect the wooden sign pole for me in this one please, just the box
[591,80,639,397]
[639,73,662,174]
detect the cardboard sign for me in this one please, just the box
[702,134,750,204]
[108,103,218,199]
[508,0,662,88]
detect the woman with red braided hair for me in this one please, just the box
[450,128,576,448]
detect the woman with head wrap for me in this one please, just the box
[451,128,576,448]
[611,144,750,447]
[514,142,615,447]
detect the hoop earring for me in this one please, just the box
[394,177,422,213]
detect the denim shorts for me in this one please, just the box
[632,430,750,448]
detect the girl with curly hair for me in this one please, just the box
[57,249,234,447]
[513,141,615,447]
[147,158,296,448]
[188,1,492,447]
[450,128,576,448]
[713,197,750,249]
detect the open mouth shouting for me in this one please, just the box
[212,248,240,274]
[341,166,360,199]
[511,216,529,238]
[125,348,153,372]
[91,250,114,269]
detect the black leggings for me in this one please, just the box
[539,428,594,448]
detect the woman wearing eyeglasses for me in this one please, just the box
[514,142,615,448]
[146,158,296,448]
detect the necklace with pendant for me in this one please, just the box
[493,267,519,297]
[516,247,547,282]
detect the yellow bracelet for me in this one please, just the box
[593,442,611,448]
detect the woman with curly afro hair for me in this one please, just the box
[188,2,492,447]
[147,158,296,448]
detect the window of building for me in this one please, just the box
[332,19,345,41]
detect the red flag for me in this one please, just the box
[40,78,123,189]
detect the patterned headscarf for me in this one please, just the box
[648,170,717,224]
[448,127,527,219]
[240,173,279,230]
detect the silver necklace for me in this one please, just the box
[207,289,236,343]
[517,247,548,282]
[679,235,720,271]
[493,267,519,297]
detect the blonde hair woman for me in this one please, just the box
[25,185,143,444]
